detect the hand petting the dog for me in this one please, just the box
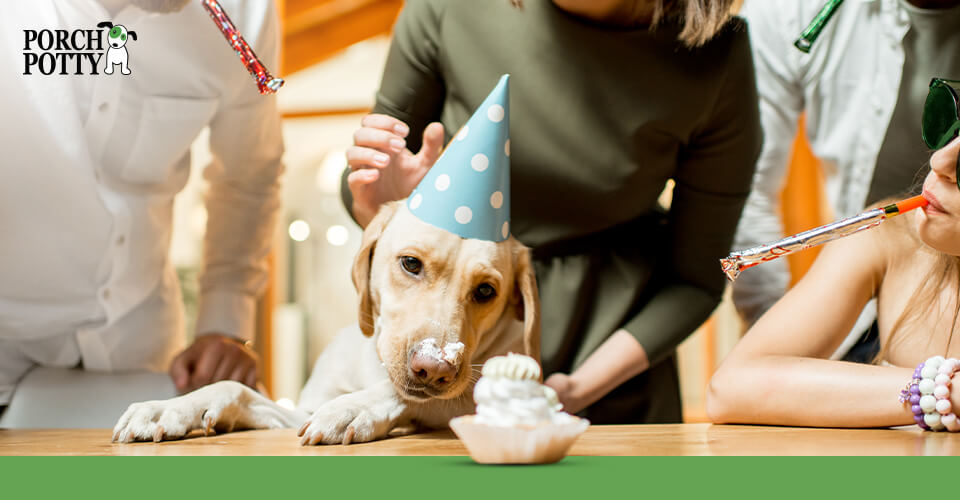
[346,114,446,227]
[169,333,260,394]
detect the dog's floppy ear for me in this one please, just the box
[511,242,541,369]
[128,31,137,41]
[97,21,113,29]
[352,201,400,337]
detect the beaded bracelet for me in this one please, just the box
[901,356,960,431]
[900,361,928,429]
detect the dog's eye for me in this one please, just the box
[400,256,422,275]
[473,283,497,303]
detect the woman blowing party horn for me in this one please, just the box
[709,79,960,430]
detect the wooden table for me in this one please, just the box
[4,424,960,456]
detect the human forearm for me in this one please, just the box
[548,330,650,413]
[200,173,279,340]
[708,355,914,428]
[548,283,715,413]
[710,225,903,428]
[202,102,283,340]
[195,290,259,342]
[623,282,718,366]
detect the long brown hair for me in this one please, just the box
[876,213,960,363]
[511,0,739,47]
[660,0,739,47]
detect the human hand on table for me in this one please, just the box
[169,333,260,394]
[545,372,589,414]
[544,330,652,415]
[346,114,445,227]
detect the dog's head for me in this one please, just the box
[98,22,137,49]
[352,201,540,402]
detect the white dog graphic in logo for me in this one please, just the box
[97,21,137,75]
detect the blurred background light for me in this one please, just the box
[288,219,311,242]
[325,224,349,246]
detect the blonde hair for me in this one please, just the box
[876,212,960,363]
[512,0,739,47]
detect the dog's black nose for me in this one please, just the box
[409,352,457,389]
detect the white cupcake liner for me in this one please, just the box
[449,415,590,464]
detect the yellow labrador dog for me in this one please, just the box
[112,201,539,445]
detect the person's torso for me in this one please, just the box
[0,0,254,339]
[429,0,746,247]
[869,0,960,205]
[758,0,960,216]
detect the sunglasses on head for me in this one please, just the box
[922,78,960,191]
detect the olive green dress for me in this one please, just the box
[342,0,762,423]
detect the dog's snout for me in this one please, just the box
[409,352,457,388]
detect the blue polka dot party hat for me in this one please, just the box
[407,74,511,242]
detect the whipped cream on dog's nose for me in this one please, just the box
[473,353,573,427]
[417,338,464,365]
[442,342,464,364]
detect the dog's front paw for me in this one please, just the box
[112,381,251,443]
[112,399,201,443]
[297,399,393,446]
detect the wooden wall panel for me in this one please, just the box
[282,0,402,75]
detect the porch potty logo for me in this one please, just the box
[22,21,138,76]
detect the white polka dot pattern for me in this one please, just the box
[490,191,503,209]
[487,104,505,123]
[402,75,511,241]
[471,153,489,172]
[455,206,473,224]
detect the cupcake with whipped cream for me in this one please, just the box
[449,353,589,464]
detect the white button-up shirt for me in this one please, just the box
[0,0,283,372]
[733,0,910,321]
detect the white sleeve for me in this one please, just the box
[195,0,284,342]
[731,0,806,326]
